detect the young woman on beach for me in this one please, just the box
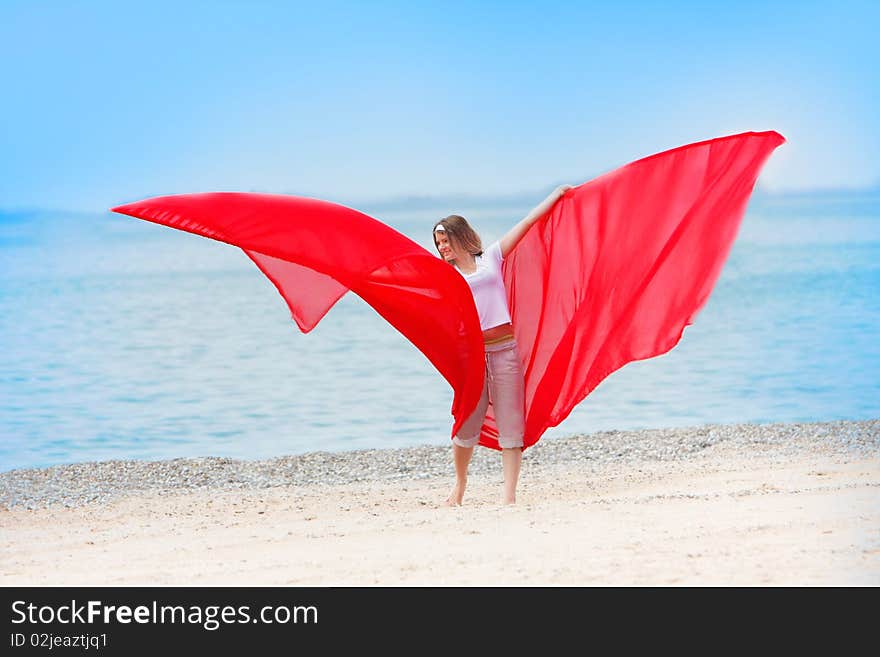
[112,132,784,510]
[433,184,573,506]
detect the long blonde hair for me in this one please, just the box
[432,215,483,262]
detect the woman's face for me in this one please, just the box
[434,230,463,262]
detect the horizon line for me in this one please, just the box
[2,181,879,217]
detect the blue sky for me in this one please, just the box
[1,0,877,212]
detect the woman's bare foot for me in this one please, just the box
[444,482,466,506]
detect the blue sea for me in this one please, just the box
[1,191,878,472]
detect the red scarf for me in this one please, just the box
[112,130,785,451]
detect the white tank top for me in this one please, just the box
[455,240,512,330]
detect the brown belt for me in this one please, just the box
[483,334,515,346]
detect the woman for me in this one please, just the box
[433,184,573,506]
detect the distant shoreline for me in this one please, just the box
[2,183,879,219]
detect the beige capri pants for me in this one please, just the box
[452,339,525,449]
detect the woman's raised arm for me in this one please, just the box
[499,184,574,258]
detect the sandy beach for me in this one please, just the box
[2,419,878,586]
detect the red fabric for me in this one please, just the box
[110,194,486,441]
[111,129,784,452]
[483,129,786,449]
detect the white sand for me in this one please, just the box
[2,447,878,586]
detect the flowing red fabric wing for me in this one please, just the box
[473,130,786,450]
[110,193,486,439]
[111,129,784,454]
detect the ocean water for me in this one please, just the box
[1,193,878,471]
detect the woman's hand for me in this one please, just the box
[552,184,574,200]
[500,184,576,257]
